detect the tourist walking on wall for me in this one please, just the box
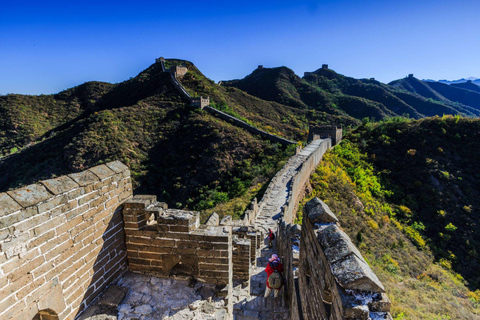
[265,254,283,298]
[268,228,275,248]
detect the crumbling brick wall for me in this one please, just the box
[123,196,233,286]
[0,161,132,320]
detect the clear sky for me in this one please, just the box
[1,0,479,95]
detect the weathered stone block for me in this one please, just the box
[7,184,52,208]
[205,212,219,226]
[106,160,129,173]
[219,215,232,226]
[41,176,79,195]
[317,224,365,264]
[0,192,22,216]
[68,170,100,187]
[305,197,339,224]
[89,164,116,180]
[331,253,385,293]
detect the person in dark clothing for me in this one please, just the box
[264,254,283,297]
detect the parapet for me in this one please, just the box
[0,161,132,320]
[298,197,391,319]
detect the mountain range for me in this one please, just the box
[424,77,480,86]
[2,58,480,318]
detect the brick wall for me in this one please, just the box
[232,237,250,281]
[123,197,233,286]
[277,222,302,320]
[203,106,296,146]
[283,139,331,223]
[0,161,132,320]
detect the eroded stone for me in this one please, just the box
[305,197,339,224]
[41,176,79,195]
[89,164,116,180]
[0,192,22,216]
[7,183,52,208]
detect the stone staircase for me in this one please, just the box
[232,240,289,320]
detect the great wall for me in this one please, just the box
[0,59,392,320]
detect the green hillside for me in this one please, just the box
[224,66,479,122]
[299,116,480,319]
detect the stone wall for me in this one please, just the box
[277,222,302,320]
[283,139,331,223]
[297,198,391,320]
[232,237,250,281]
[0,161,132,320]
[192,96,210,109]
[123,196,233,287]
[170,73,192,101]
[308,126,343,146]
[202,106,297,146]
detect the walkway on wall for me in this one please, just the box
[254,139,324,233]
[232,139,326,320]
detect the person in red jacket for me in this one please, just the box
[264,254,283,298]
[268,229,275,248]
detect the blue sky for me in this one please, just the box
[1,0,479,94]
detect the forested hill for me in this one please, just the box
[301,116,480,318]
[390,76,480,113]
[223,65,480,121]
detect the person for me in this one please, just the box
[268,229,275,248]
[264,254,283,298]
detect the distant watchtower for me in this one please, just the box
[170,64,188,78]
[258,65,264,69]
[308,125,342,145]
[156,57,166,63]
[322,64,329,70]
[408,74,414,78]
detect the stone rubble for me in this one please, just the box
[81,272,228,320]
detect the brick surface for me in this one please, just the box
[0,163,131,320]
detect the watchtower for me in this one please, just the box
[170,64,188,78]
[308,125,342,145]
[322,64,329,70]
[408,74,414,78]
[191,96,210,109]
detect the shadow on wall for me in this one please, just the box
[71,202,127,319]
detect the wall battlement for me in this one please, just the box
[278,197,392,320]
